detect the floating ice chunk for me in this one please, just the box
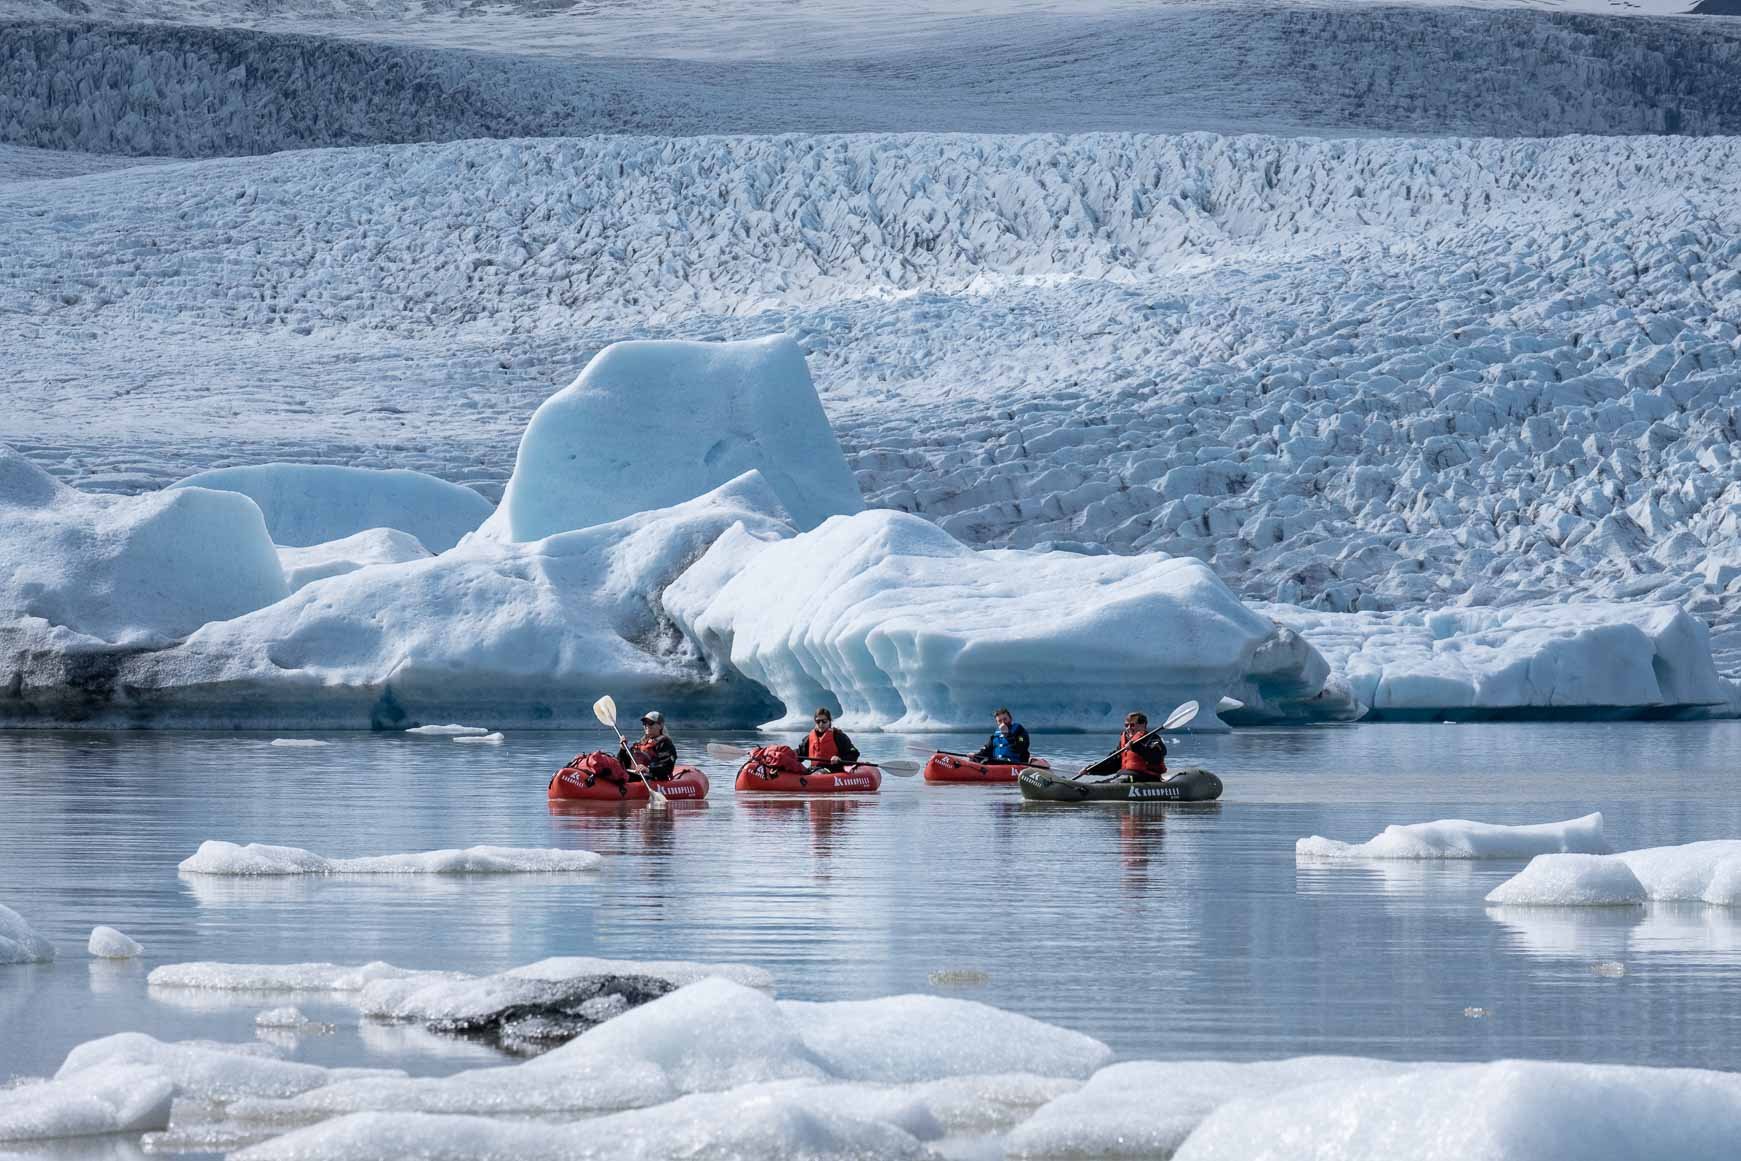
[783,994,1112,1082]
[172,464,493,552]
[1006,1057,1420,1159]
[1487,840,1741,906]
[403,724,491,736]
[148,960,451,993]
[255,1007,313,1029]
[0,904,55,964]
[504,956,774,992]
[1169,1059,1741,1161]
[87,926,143,959]
[0,1064,173,1142]
[1297,813,1608,860]
[480,336,861,543]
[269,738,330,747]
[277,528,431,592]
[668,509,1329,730]
[232,1088,934,1161]
[0,446,286,647]
[452,732,504,744]
[55,1033,398,1101]
[177,841,602,875]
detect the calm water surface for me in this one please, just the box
[4,721,1741,1103]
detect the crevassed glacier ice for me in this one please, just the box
[172,463,492,551]
[0,903,55,964]
[1170,1058,1741,1161]
[1486,841,1741,907]
[1258,602,1731,720]
[666,508,1339,729]
[177,841,603,876]
[0,446,285,649]
[1297,813,1609,860]
[480,336,861,543]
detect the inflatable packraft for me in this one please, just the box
[735,745,882,794]
[922,752,1049,784]
[1017,767,1222,803]
[548,751,710,801]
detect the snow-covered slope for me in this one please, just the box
[7,3,1741,157]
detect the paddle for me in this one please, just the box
[703,741,920,777]
[593,695,668,806]
[1074,700,1200,781]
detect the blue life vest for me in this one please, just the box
[990,726,1021,763]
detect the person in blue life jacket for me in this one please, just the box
[972,707,1031,766]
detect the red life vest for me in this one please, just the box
[630,739,658,767]
[1119,727,1165,776]
[806,728,841,764]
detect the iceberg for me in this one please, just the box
[1297,813,1609,860]
[172,464,494,552]
[0,903,55,964]
[1262,602,1730,720]
[666,509,1337,729]
[87,925,143,959]
[1486,840,1741,906]
[0,1065,174,1142]
[0,446,286,649]
[177,841,603,875]
[480,336,862,542]
[1170,1059,1741,1161]
[402,724,492,736]
[277,528,431,593]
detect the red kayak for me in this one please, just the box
[548,759,710,802]
[734,748,882,794]
[922,753,1050,784]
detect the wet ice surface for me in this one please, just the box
[4,722,1741,1125]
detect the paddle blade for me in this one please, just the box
[592,695,618,730]
[1163,700,1200,731]
[874,760,921,777]
[705,742,752,761]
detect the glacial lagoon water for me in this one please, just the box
[4,720,1741,1128]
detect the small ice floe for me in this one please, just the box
[928,968,990,987]
[404,724,492,736]
[0,903,55,964]
[178,841,603,875]
[1486,840,1741,907]
[0,1065,173,1141]
[1297,813,1608,860]
[87,925,143,959]
[1463,1007,1490,1019]
[1592,961,1627,978]
[270,738,330,747]
[256,1007,315,1029]
[453,732,505,744]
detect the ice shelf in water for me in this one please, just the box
[479,336,862,542]
[0,903,55,964]
[177,841,603,875]
[666,508,1343,730]
[1486,840,1741,906]
[1297,813,1609,860]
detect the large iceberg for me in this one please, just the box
[0,446,286,649]
[480,336,862,542]
[666,508,1340,729]
[1486,840,1741,906]
[1260,601,1731,720]
[171,464,494,552]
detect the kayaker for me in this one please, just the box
[971,707,1031,765]
[1084,711,1167,781]
[616,710,678,781]
[797,708,860,772]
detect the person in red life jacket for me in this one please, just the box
[796,707,860,772]
[616,710,678,781]
[971,707,1031,766]
[1083,711,1167,782]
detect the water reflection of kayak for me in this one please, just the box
[1017,767,1223,803]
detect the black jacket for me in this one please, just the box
[972,724,1031,764]
[618,734,678,779]
[796,727,859,768]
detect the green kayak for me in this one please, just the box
[1017,767,1223,803]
